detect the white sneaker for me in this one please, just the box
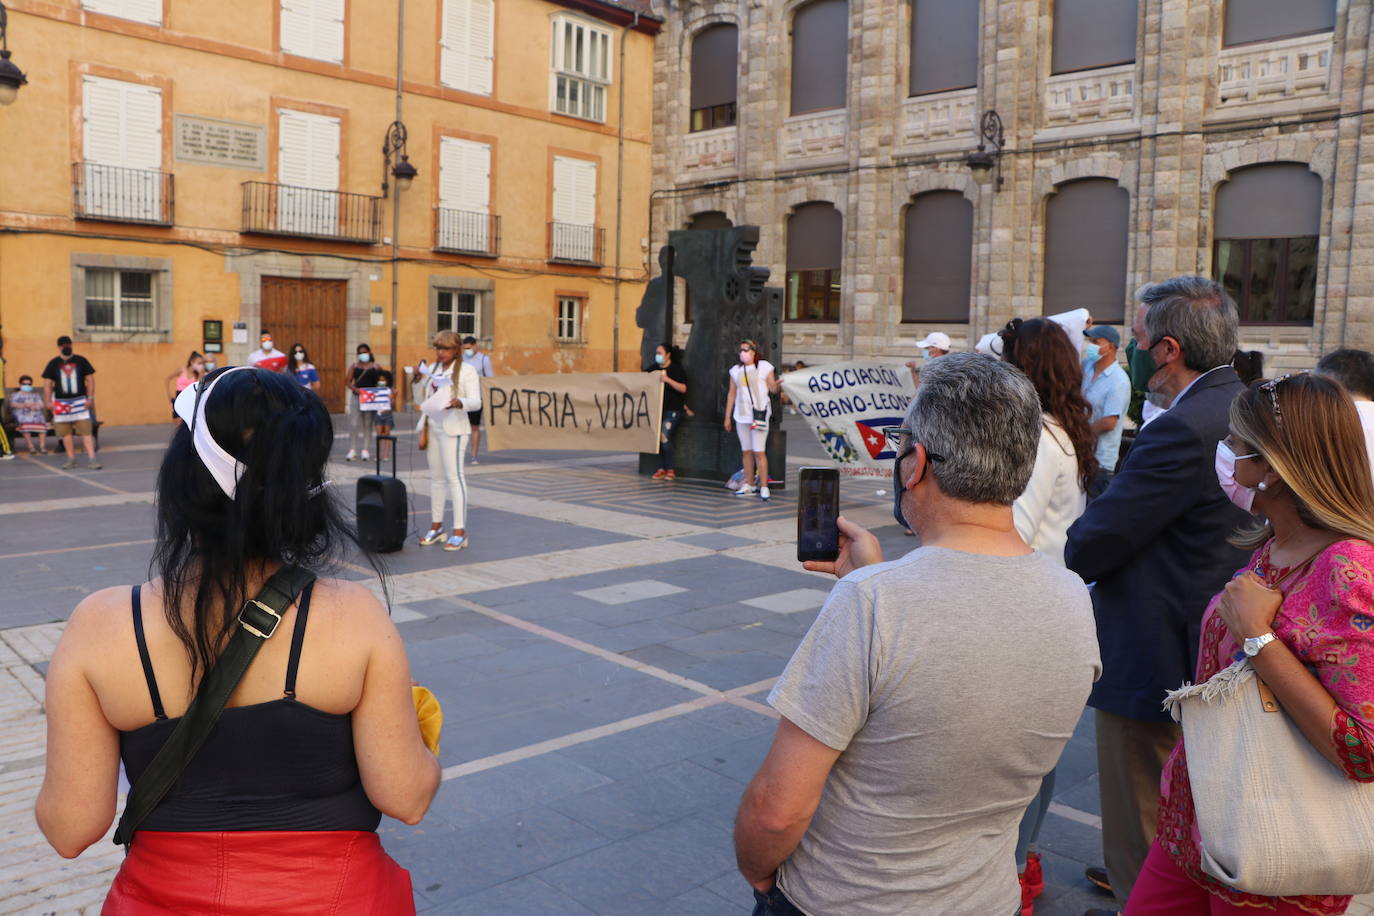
[361,449,371,461]
[759,486,771,501]
[734,484,756,497]
[344,449,357,461]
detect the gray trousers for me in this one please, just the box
[1095,707,1181,904]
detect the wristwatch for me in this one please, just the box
[1243,632,1277,657]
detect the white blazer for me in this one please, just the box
[1013,416,1087,566]
[418,361,482,437]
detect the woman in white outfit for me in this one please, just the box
[418,331,481,552]
[1000,316,1099,915]
[724,339,779,501]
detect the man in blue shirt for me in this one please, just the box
[1081,325,1131,498]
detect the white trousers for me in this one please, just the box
[426,430,468,530]
[347,393,369,452]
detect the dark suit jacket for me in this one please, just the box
[1065,366,1251,722]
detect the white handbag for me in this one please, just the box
[1163,659,1374,896]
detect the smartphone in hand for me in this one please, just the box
[797,466,840,563]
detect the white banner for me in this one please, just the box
[780,361,917,479]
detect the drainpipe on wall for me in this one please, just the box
[611,10,641,371]
[389,0,405,380]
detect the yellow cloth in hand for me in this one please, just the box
[412,686,442,756]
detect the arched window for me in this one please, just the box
[1224,0,1335,47]
[1043,179,1130,322]
[786,202,843,322]
[1051,0,1137,74]
[691,24,739,132]
[910,0,979,96]
[902,191,972,323]
[790,0,848,115]
[684,211,734,322]
[1214,163,1321,324]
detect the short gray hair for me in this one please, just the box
[1140,275,1238,372]
[905,353,1042,505]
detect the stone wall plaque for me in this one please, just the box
[174,115,266,171]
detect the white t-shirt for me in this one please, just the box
[729,360,774,423]
[250,347,287,373]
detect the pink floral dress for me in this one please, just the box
[1156,538,1374,915]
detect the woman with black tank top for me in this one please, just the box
[35,366,440,914]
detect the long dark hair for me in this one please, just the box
[152,367,380,683]
[656,342,684,365]
[1001,318,1099,491]
[288,342,309,373]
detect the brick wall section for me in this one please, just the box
[652,0,1374,372]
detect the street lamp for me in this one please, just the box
[966,109,1005,192]
[381,121,415,198]
[0,1,28,106]
[381,120,417,380]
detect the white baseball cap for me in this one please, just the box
[917,332,952,351]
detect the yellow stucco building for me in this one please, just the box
[0,0,659,424]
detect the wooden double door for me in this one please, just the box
[260,276,348,413]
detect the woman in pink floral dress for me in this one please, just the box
[1126,373,1374,916]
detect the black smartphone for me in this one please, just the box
[797,466,840,563]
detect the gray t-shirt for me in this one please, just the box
[770,546,1101,916]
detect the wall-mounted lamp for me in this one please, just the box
[966,109,1005,192]
[0,1,28,106]
[380,120,416,198]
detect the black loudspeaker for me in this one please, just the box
[356,435,406,553]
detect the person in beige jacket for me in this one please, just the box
[417,330,482,552]
[1001,316,1100,915]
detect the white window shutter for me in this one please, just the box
[572,159,596,226]
[314,0,345,64]
[440,0,469,89]
[122,84,162,172]
[468,0,494,95]
[83,0,161,25]
[83,77,126,167]
[280,0,312,57]
[552,156,576,225]
[278,110,313,188]
[439,138,490,212]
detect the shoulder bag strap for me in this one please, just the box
[113,564,316,848]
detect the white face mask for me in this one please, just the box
[358,353,372,363]
[260,339,273,350]
[739,350,754,364]
[464,348,475,358]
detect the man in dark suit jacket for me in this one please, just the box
[1065,276,1250,911]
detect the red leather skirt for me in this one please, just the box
[102,830,414,915]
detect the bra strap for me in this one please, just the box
[131,585,167,721]
[283,581,314,699]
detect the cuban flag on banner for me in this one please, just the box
[52,396,90,422]
[359,387,391,413]
[854,417,905,461]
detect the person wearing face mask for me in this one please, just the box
[1064,276,1250,913]
[1126,372,1374,916]
[724,340,779,500]
[460,337,493,464]
[165,352,207,423]
[42,335,100,470]
[249,331,288,374]
[734,354,1099,916]
[1081,326,1132,498]
[9,374,48,454]
[288,344,320,392]
[345,344,377,462]
[649,343,687,480]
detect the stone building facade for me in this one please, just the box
[650,0,1373,373]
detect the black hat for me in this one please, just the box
[57,335,72,347]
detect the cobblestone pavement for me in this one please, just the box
[1,415,1370,915]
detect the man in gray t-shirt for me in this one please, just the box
[735,355,1101,916]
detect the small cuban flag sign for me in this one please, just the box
[52,396,90,422]
[359,387,391,413]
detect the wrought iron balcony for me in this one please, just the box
[73,162,174,226]
[240,181,381,244]
[435,208,500,257]
[548,221,604,265]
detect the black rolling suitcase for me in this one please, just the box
[356,435,406,553]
